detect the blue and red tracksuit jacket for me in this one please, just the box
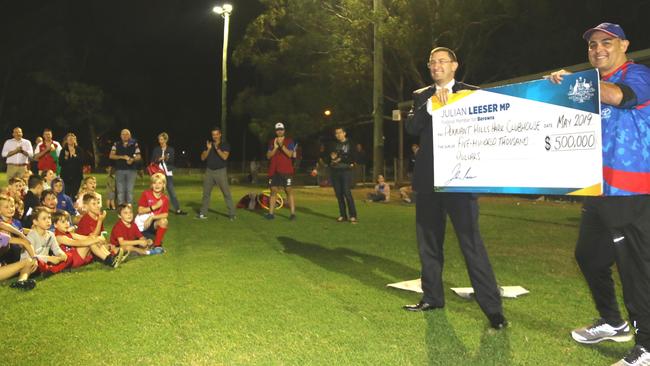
[601,61,650,195]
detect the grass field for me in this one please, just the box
[0,174,631,365]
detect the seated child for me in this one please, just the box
[41,189,58,214]
[0,225,36,290]
[0,196,32,265]
[52,178,78,219]
[21,175,44,229]
[135,173,169,249]
[41,169,56,190]
[7,177,25,201]
[20,207,68,278]
[76,193,108,244]
[75,176,102,214]
[53,210,126,269]
[399,185,416,204]
[110,204,161,256]
[367,174,390,202]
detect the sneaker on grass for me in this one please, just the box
[572,318,633,344]
[612,345,650,366]
[150,247,164,255]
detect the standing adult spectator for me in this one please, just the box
[197,127,235,220]
[151,132,187,215]
[1,127,33,182]
[328,127,357,223]
[403,46,507,330]
[408,143,420,178]
[30,136,42,176]
[33,128,61,174]
[265,122,296,220]
[109,129,141,204]
[59,133,84,197]
[549,23,650,365]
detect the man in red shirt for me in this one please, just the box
[33,128,62,174]
[265,122,296,220]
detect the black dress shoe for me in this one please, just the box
[403,301,442,312]
[488,313,508,329]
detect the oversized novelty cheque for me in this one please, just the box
[431,69,602,195]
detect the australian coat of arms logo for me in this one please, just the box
[568,77,595,103]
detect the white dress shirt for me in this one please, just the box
[1,138,33,165]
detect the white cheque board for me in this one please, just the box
[431,69,602,195]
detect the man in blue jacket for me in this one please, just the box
[549,23,650,365]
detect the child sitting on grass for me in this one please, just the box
[40,189,58,214]
[76,193,108,244]
[0,196,34,264]
[41,169,56,190]
[366,174,390,202]
[0,209,37,290]
[52,178,78,219]
[110,204,161,256]
[135,173,169,250]
[21,175,44,229]
[75,176,102,214]
[7,177,25,201]
[53,210,126,269]
[21,208,68,278]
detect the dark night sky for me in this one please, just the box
[0,0,263,163]
[2,1,650,165]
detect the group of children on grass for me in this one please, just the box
[0,171,171,291]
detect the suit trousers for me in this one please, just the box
[415,191,502,316]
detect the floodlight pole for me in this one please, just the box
[213,4,233,140]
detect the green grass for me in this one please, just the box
[0,174,631,365]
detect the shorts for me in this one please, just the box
[269,174,293,188]
[142,224,157,240]
[106,191,116,201]
[37,258,69,274]
[68,248,94,268]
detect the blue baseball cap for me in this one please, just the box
[583,22,626,40]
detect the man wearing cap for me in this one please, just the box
[265,122,296,220]
[197,126,235,220]
[550,23,650,365]
[1,127,33,182]
[403,46,507,330]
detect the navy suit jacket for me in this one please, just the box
[405,81,478,193]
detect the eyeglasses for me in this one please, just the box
[427,59,454,67]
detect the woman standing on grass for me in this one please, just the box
[59,133,85,197]
[151,132,186,215]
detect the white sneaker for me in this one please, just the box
[612,345,650,366]
[572,319,633,344]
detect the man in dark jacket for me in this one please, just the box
[403,46,507,330]
[328,127,357,223]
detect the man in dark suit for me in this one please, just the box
[404,46,507,330]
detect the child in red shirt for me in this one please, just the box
[110,204,161,256]
[135,173,169,249]
[53,210,126,268]
[76,193,107,238]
